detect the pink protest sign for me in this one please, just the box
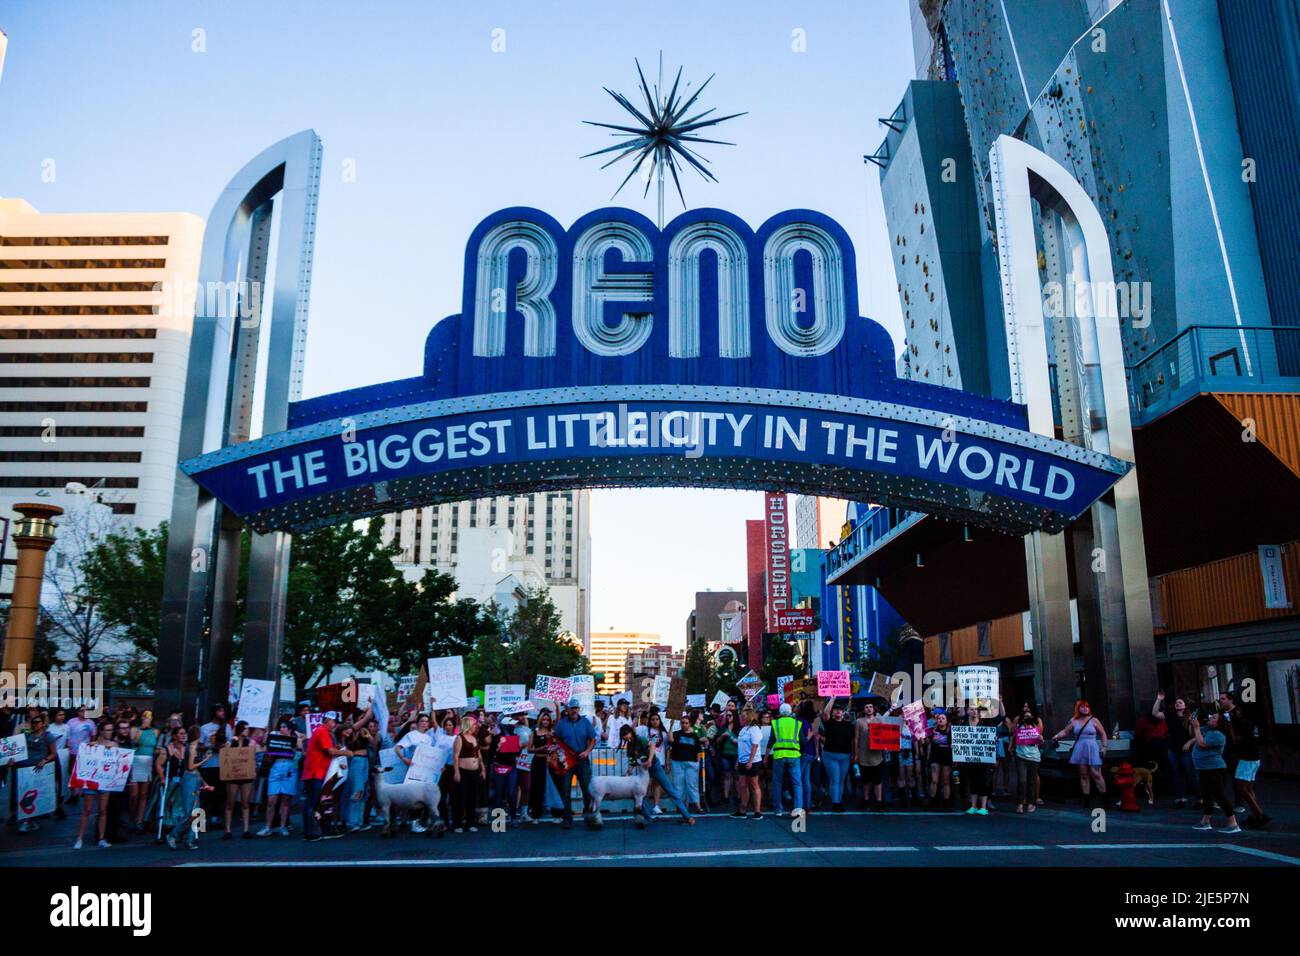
[817,670,850,697]
[765,694,780,709]
[902,701,929,741]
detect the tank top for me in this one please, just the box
[458,734,480,760]
[135,727,158,755]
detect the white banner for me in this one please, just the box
[235,678,276,729]
[485,684,528,713]
[1259,545,1291,610]
[16,763,57,819]
[425,656,468,710]
[652,675,672,709]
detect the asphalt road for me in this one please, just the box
[6,802,1300,868]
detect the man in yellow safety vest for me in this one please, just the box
[770,703,804,816]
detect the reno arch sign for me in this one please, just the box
[180,205,1130,535]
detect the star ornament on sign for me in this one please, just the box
[581,53,747,225]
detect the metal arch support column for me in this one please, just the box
[156,130,322,720]
[990,134,1156,732]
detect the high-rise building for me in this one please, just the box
[589,630,660,694]
[379,490,592,651]
[685,590,747,647]
[833,0,1300,752]
[0,198,205,530]
[625,643,685,683]
[793,496,850,549]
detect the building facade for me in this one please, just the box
[589,630,661,694]
[379,490,592,651]
[625,643,686,684]
[0,199,205,530]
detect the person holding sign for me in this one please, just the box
[257,717,299,837]
[301,712,349,841]
[1051,700,1109,806]
[1009,702,1044,814]
[853,702,886,811]
[819,698,853,813]
[924,711,954,811]
[9,711,57,833]
[552,698,598,829]
[958,702,1002,816]
[73,721,119,850]
[220,721,261,839]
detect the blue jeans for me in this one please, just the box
[800,754,816,807]
[1168,745,1198,800]
[671,759,700,807]
[643,760,691,821]
[491,767,519,816]
[302,778,325,837]
[345,756,369,827]
[771,757,803,813]
[824,752,851,804]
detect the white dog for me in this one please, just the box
[588,765,651,827]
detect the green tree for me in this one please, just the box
[761,636,804,689]
[684,634,713,696]
[463,587,588,691]
[78,521,169,674]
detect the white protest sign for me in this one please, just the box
[485,684,528,713]
[405,739,447,783]
[0,733,27,767]
[235,678,276,728]
[396,675,417,703]
[305,712,325,737]
[711,690,732,709]
[425,656,468,710]
[534,674,572,703]
[356,682,376,711]
[71,744,133,792]
[956,665,999,705]
[16,763,57,819]
[652,675,672,709]
[950,724,998,764]
[775,675,793,699]
[686,694,706,709]
[570,675,596,717]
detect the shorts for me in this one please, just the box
[858,762,884,784]
[129,753,153,783]
[267,758,298,796]
[1234,759,1260,783]
[736,763,762,778]
[898,751,914,768]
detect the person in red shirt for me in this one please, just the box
[301,712,348,841]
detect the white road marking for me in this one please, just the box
[181,845,922,866]
[1221,845,1300,866]
[934,845,1043,851]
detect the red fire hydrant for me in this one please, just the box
[1113,762,1140,812]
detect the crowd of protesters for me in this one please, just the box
[0,683,1272,850]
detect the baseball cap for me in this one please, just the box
[500,717,516,727]
[323,711,340,721]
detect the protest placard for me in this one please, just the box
[869,717,902,752]
[485,684,527,713]
[902,700,929,741]
[405,739,446,783]
[653,675,673,709]
[235,678,276,728]
[665,677,687,717]
[950,724,998,763]
[305,712,325,737]
[781,677,821,707]
[0,733,27,767]
[425,656,468,709]
[265,733,295,758]
[378,747,406,785]
[534,674,572,703]
[866,671,901,701]
[396,675,418,704]
[686,693,706,709]
[817,670,851,697]
[956,665,999,706]
[570,675,596,717]
[219,746,257,781]
[711,690,731,710]
[71,745,133,792]
[16,763,57,819]
[775,675,794,700]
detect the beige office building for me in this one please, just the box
[0,198,205,529]
[589,630,661,694]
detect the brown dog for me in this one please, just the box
[1129,762,1158,805]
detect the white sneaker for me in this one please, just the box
[255,826,273,837]
[1193,822,1213,831]
[410,821,427,834]
[73,839,83,850]
[97,839,111,848]
[276,827,291,836]
[650,806,663,816]
[1218,824,1243,834]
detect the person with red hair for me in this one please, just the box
[1052,700,1108,805]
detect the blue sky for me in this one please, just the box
[0,0,914,646]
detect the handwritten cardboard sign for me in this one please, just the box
[817,670,851,697]
[219,746,257,781]
[0,733,27,767]
[71,745,133,792]
[425,656,469,710]
[485,684,527,713]
[235,678,276,729]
